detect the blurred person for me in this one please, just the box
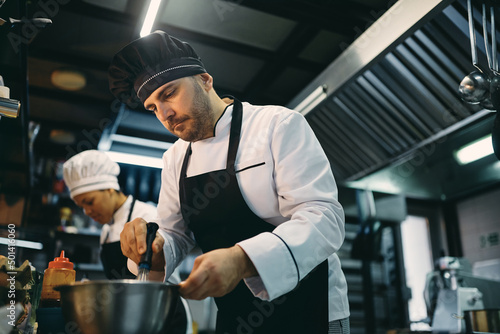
[62,149,158,280]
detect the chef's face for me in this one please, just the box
[73,189,116,224]
[144,74,214,142]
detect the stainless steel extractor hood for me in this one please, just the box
[288,0,500,200]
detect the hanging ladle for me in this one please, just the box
[480,0,500,110]
[459,0,491,104]
[490,29,500,158]
[479,0,500,160]
[458,0,500,159]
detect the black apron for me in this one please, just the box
[100,198,136,280]
[179,99,328,334]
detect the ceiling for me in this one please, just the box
[1,0,395,122]
[1,0,500,201]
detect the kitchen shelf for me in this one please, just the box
[56,226,101,237]
[74,263,104,272]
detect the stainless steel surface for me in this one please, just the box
[468,0,480,71]
[136,267,149,281]
[285,0,497,197]
[481,2,498,75]
[432,287,485,333]
[460,0,498,106]
[55,280,179,334]
[459,71,490,103]
[288,0,454,108]
[425,257,500,333]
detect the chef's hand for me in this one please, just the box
[179,245,257,300]
[120,217,165,271]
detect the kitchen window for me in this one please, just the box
[401,215,433,331]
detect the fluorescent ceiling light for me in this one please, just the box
[454,134,494,165]
[140,0,162,37]
[0,237,43,250]
[110,134,172,151]
[103,151,163,169]
[294,85,327,116]
[346,179,401,195]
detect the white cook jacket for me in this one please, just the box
[100,195,157,244]
[129,102,350,321]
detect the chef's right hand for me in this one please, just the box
[120,218,165,271]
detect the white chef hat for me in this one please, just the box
[63,150,120,199]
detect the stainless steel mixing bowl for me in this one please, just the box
[55,280,179,334]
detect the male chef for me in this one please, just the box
[110,30,350,334]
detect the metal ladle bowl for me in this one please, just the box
[459,0,498,105]
[459,70,490,104]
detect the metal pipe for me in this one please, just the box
[469,0,479,69]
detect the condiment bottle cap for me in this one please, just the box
[48,250,74,270]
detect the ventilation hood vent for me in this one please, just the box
[289,0,499,199]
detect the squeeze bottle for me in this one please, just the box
[40,250,75,306]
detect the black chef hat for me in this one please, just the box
[108,30,207,108]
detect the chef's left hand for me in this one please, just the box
[179,245,257,300]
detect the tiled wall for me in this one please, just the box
[456,187,500,266]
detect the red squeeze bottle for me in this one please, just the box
[40,250,76,306]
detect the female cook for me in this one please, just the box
[62,149,158,280]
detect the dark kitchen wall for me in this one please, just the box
[456,187,500,268]
[0,0,29,198]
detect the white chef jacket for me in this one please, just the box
[130,102,350,321]
[100,195,157,244]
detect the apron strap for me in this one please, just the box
[179,144,192,211]
[102,196,136,244]
[226,99,242,173]
[127,197,136,222]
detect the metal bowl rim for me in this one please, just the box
[54,280,179,291]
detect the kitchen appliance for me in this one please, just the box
[464,309,500,333]
[424,257,500,333]
[0,96,19,118]
[0,75,20,119]
[56,280,180,334]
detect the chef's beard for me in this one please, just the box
[174,78,213,142]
